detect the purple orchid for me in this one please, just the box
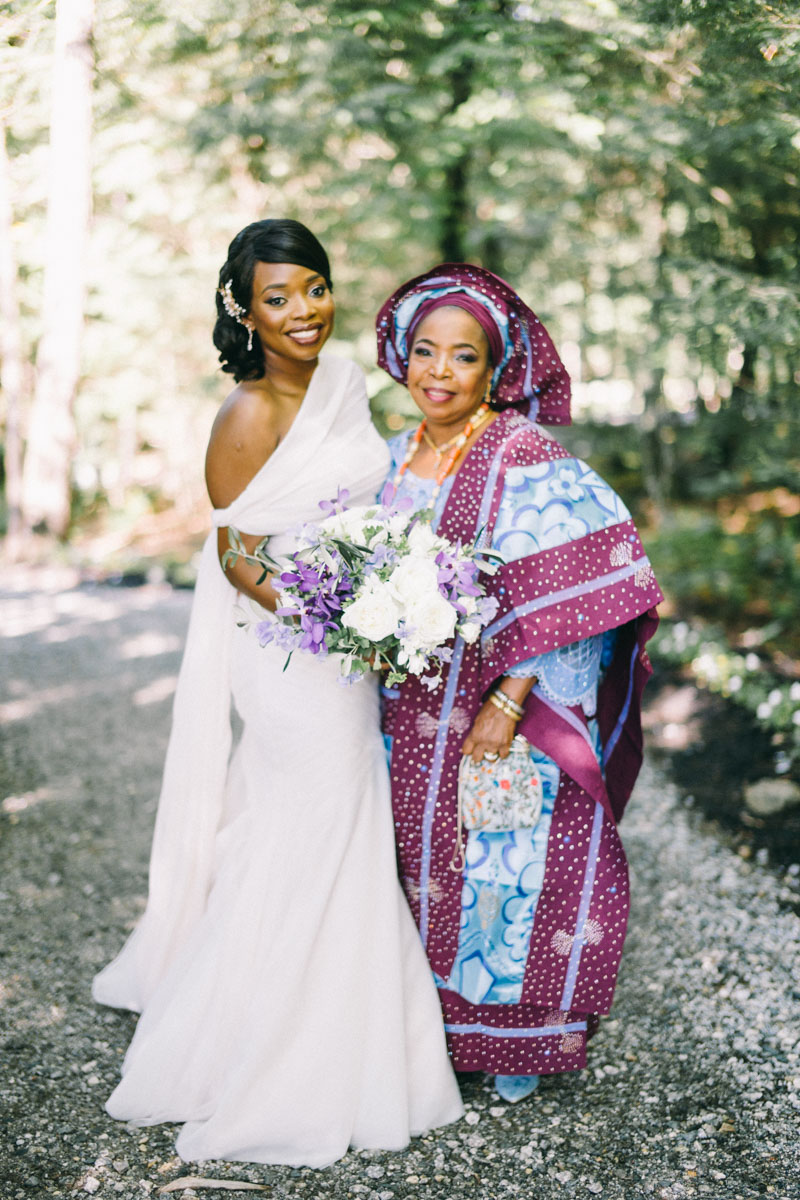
[255,619,300,654]
[379,480,414,514]
[318,487,350,517]
[298,612,331,655]
[280,560,323,593]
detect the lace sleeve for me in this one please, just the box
[505,635,604,715]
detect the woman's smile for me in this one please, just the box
[422,385,457,404]
[286,323,324,346]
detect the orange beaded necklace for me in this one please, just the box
[393,401,491,508]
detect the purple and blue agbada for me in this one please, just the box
[377,265,663,1077]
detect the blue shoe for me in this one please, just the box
[494,1073,540,1103]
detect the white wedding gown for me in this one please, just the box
[92,356,463,1166]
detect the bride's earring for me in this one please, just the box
[246,323,254,352]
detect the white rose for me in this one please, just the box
[406,521,443,555]
[405,590,458,648]
[341,514,369,543]
[341,580,401,642]
[388,556,441,605]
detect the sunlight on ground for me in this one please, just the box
[1,571,178,641]
[133,675,179,706]
[0,683,79,723]
[2,786,53,814]
[119,632,183,659]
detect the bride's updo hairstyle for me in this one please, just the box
[213,218,333,382]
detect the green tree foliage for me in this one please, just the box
[1,0,798,647]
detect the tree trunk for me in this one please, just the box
[0,121,26,554]
[480,229,505,277]
[639,187,673,512]
[439,51,472,263]
[719,342,757,473]
[21,0,94,538]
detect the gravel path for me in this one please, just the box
[2,572,799,1200]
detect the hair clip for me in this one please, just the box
[217,279,254,350]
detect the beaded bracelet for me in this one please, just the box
[496,686,530,716]
[488,691,523,722]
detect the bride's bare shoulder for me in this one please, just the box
[205,381,279,510]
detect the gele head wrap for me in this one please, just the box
[406,294,506,367]
[375,262,571,424]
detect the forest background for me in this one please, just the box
[1,0,799,787]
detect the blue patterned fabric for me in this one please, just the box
[492,458,631,560]
[435,746,561,1005]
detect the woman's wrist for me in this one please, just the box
[488,689,524,722]
[492,674,538,715]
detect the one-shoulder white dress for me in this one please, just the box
[92,356,463,1167]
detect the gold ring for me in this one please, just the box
[483,751,499,762]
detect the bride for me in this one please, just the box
[92,219,463,1167]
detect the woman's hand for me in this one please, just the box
[462,700,518,764]
[216,527,282,611]
[461,676,538,763]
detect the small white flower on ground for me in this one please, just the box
[728,675,742,693]
[768,688,783,706]
[756,702,772,721]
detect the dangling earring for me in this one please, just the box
[484,376,493,404]
[246,324,254,352]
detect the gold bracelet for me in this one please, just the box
[488,691,521,722]
[492,687,525,718]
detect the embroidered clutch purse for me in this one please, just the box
[451,736,544,872]
[458,735,544,832]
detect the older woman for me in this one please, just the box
[376,264,662,1102]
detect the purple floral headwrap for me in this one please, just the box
[375,263,571,424]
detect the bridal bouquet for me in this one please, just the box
[226,487,500,688]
